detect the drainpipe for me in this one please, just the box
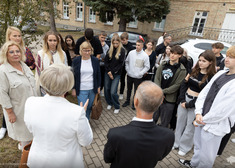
[83,3,86,30]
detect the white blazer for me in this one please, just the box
[24,95,93,168]
[195,70,235,137]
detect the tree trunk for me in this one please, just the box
[119,18,127,32]
[49,0,57,32]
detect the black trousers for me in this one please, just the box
[217,125,235,155]
[119,66,126,94]
[2,115,6,128]
[126,75,142,103]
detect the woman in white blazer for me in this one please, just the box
[24,64,93,168]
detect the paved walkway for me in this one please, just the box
[78,94,235,168]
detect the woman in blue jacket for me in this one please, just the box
[72,41,101,120]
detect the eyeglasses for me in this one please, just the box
[82,49,91,53]
[8,50,20,54]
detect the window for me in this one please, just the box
[88,7,96,23]
[105,12,113,25]
[154,16,166,31]
[128,17,138,28]
[76,2,83,21]
[191,11,208,36]
[63,2,69,19]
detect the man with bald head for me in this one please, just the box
[104,81,174,168]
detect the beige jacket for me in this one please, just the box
[0,62,37,141]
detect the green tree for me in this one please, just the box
[83,0,170,31]
[0,0,46,46]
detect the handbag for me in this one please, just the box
[91,94,103,120]
[19,141,32,168]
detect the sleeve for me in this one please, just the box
[25,47,35,70]
[103,129,116,163]
[63,51,68,66]
[0,70,12,109]
[160,130,175,160]
[76,108,93,146]
[125,53,130,73]
[95,39,103,55]
[104,52,111,72]
[97,60,101,87]
[163,69,186,95]
[154,64,162,87]
[74,39,81,55]
[24,97,33,133]
[177,79,188,104]
[139,56,150,76]
[111,48,125,74]
[149,51,156,71]
[65,50,72,66]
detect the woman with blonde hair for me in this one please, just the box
[104,34,125,114]
[72,41,101,120]
[5,26,35,70]
[35,31,67,95]
[0,41,36,150]
[24,64,92,168]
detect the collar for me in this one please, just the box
[136,49,143,54]
[5,61,25,75]
[132,117,153,122]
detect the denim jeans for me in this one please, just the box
[104,73,120,109]
[77,89,96,120]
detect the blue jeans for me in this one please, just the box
[104,73,120,109]
[77,90,96,120]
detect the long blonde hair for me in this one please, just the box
[108,33,122,60]
[6,26,25,49]
[42,31,65,63]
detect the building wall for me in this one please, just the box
[55,0,235,39]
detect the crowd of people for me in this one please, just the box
[0,26,234,168]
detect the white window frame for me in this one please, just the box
[154,16,166,31]
[76,2,83,21]
[190,11,208,36]
[128,17,138,28]
[88,7,96,23]
[63,2,69,19]
[105,12,113,25]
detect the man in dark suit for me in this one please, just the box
[104,81,174,168]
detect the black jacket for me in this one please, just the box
[104,121,174,168]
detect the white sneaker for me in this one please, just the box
[18,143,23,151]
[231,139,235,143]
[119,94,123,100]
[114,109,119,114]
[178,150,186,156]
[0,128,7,140]
[107,105,112,110]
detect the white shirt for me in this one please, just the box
[125,49,150,79]
[24,95,93,168]
[80,58,94,90]
[132,117,153,122]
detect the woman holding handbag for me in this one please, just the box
[104,34,125,114]
[72,41,101,120]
